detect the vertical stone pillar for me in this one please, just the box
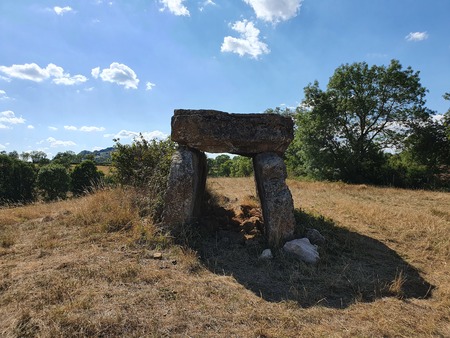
[253,152,295,248]
[162,146,207,231]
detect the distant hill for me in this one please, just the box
[78,147,114,164]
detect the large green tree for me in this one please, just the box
[292,59,429,183]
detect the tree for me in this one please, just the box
[30,150,50,165]
[292,59,428,183]
[208,154,232,177]
[36,164,70,201]
[70,160,103,196]
[230,156,253,177]
[0,154,36,204]
[52,151,78,168]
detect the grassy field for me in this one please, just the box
[0,178,449,337]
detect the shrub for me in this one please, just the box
[0,154,36,204]
[111,135,176,221]
[36,164,70,201]
[70,160,104,196]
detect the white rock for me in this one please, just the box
[283,238,320,264]
[259,249,273,259]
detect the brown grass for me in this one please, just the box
[1,179,449,337]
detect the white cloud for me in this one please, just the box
[48,126,58,131]
[80,126,105,132]
[104,129,168,140]
[0,110,26,128]
[0,90,10,100]
[53,6,73,16]
[64,125,105,132]
[221,20,270,59]
[0,63,87,85]
[64,125,78,131]
[244,0,303,23]
[160,0,190,16]
[91,67,100,79]
[0,63,49,82]
[27,125,35,129]
[45,137,76,148]
[93,63,139,89]
[0,143,6,150]
[146,82,156,91]
[405,31,429,42]
[53,74,87,85]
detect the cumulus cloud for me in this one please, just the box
[64,125,105,132]
[80,126,105,132]
[405,31,429,42]
[92,63,139,89]
[0,110,26,129]
[104,129,168,141]
[27,125,35,129]
[0,143,5,150]
[43,137,76,148]
[53,6,73,16]
[48,126,58,131]
[146,82,156,91]
[221,20,270,59]
[64,125,78,131]
[0,63,87,85]
[159,0,190,16]
[244,0,303,23]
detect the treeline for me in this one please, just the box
[0,154,104,204]
[1,136,176,220]
[207,155,253,177]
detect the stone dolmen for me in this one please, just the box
[162,109,296,248]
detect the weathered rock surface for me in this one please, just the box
[283,238,320,264]
[162,146,207,229]
[253,152,295,248]
[171,109,294,155]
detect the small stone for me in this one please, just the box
[153,252,163,260]
[259,249,273,260]
[306,228,326,246]
[283,238,320,264]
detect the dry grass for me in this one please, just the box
[1,179,449,337]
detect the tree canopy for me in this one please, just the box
[291,59,430,183]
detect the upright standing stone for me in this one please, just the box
[253,152,295,248]
[162,146,207,231]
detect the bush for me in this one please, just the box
[70,160,104,196]
[111,135,176,221]
[0,154,36,204]
[36,164,70,201]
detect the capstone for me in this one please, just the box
[171,109,294,155]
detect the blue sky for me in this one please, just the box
[1,0,449,157]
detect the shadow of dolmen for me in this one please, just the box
[190,207,434,309]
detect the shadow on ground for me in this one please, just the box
[186,197,434,309]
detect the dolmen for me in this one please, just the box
[162,109,296,248]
